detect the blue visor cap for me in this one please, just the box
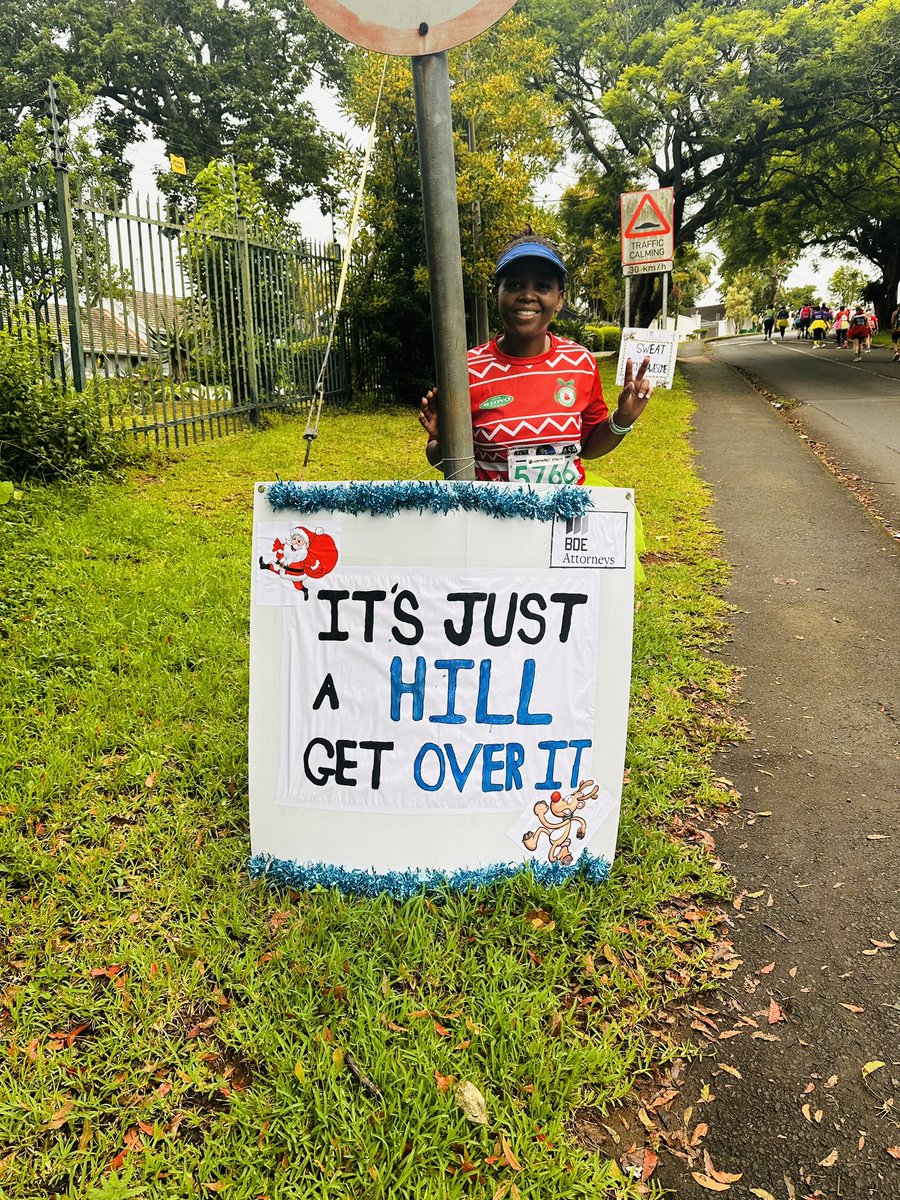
[493,242,567,284]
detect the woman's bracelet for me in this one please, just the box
[608,412,634,436]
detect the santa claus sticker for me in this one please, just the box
[256,522,340,604]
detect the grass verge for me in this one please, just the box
[0,366,739,1199]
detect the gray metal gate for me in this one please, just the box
[0,143,352,448]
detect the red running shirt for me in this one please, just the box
[468,335,608,482]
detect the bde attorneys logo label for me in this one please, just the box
[550,510,628,569]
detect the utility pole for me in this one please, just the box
[412,52,475,482]
[47,79,85,392]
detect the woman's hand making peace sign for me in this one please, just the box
[612,355,653,427]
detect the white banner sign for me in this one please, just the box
[617,328,679,390]
[249,484,635,882]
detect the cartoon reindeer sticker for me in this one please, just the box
[522,779,599,865]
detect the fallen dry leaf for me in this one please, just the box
[690,1171,731,1192]
[455,1080,488,1125]
[825,1074,838,1088]
[500,1136,522,1171]
[759,962,775,975]
[887,1147,900,1160]
[767,999,785,1025]
[44,1099,74,1130]
[749,1190,777,1200]
[718,1064,742,1079]
[524,909,555,930]
[862,1061,885,1079]
[435,1071,455,1092]
[819,1149,838,1168]
[711,1168,743,1184]
[840,1004,864,1014]
[642,1148,659,1182]
[802,1104,812,1123]
[691,1123,709,1147]
[866,833,889,840]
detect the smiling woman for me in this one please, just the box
[420,229,654,482]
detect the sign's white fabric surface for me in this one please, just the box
[249,485,635,873]
[274,566,600,813]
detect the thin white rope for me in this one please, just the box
[300,57,389,479]
[407,455,477,482]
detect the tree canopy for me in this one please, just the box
[0,0,346,209]
[524,0,900,322]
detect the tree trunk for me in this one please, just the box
[630,273,664,328]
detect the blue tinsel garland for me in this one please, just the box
[247,851,610,900]
[264,480,591,522]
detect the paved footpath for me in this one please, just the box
[654,344,899,1200]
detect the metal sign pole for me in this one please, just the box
[412,52,475,482]
[624,275,631,331]
[661,273,668,330]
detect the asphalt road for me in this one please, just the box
[649,344,899,1200]
[711,334,900,529]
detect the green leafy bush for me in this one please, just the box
[0,319,122,481]
[584,323,622,353]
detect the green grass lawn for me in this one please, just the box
[0,368,738,1199]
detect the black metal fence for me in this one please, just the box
[0,171,357,448]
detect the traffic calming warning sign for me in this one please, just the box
[620,187,674,270]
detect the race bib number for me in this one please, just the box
[508,448,580,485]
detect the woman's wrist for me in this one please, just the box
[608,410,634,436]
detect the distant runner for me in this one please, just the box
[846,307,870,360]
[890,303,900,363]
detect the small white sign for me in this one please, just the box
[616,328,679,390]
[550,510,628,570]
[623,260,673,277]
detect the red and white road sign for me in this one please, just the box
[620,187,674,273]
[303,0,518,55]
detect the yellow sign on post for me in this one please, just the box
[169,154,187,175]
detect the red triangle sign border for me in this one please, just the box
[624,192,672,239]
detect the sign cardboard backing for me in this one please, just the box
[249,483,635,885]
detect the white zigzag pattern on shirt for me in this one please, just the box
[546,349,595,368]
[476,415,580,443]
[468,339,595,381]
